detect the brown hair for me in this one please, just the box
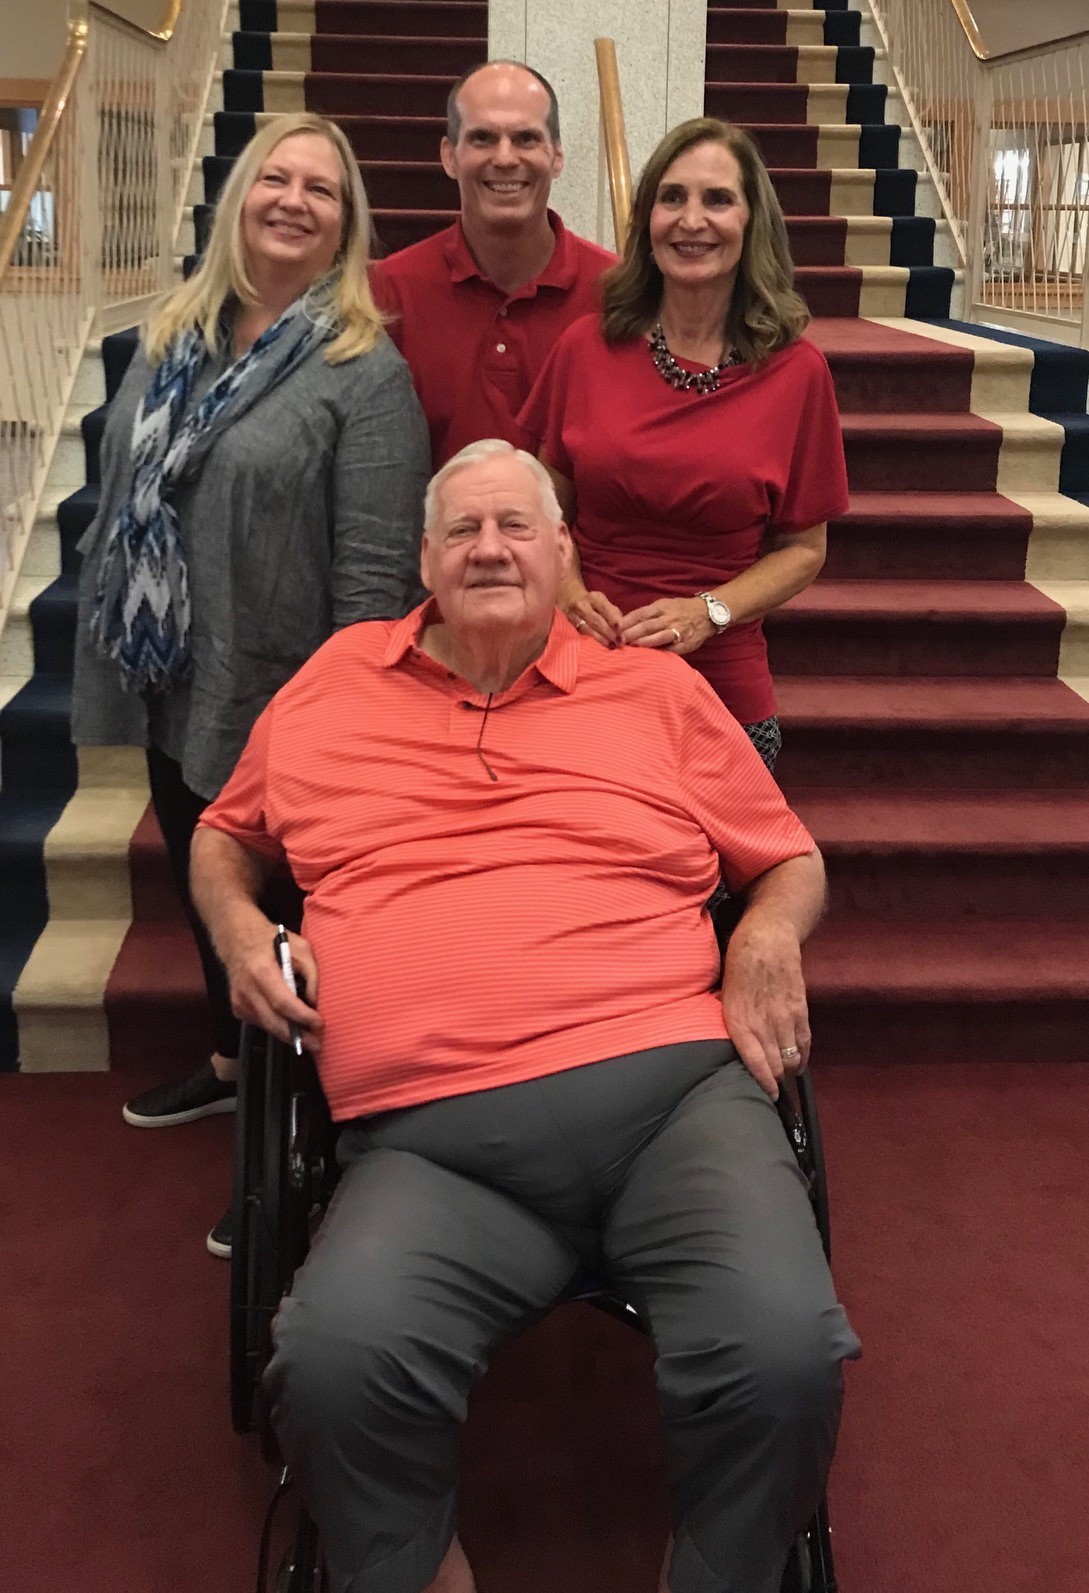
[601,117,808,367]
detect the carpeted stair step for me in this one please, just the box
[230,30,484,74]
[26,577,79,678]
[809,319,973,412]
[788,215,935,269]
[209,108,445,161]
[1030,580,1089,678]
[766,580,1065,678]
[823,492,1033,582]
[775,676,1089,790]
[238,0,489,35]
[705,43,874,86]
[794,265,948,319]
[705,80,888,128]
[104,918,212,1076]
[839,412,1002,492]
[705,8,827,46]
[55,486,101,575]
[802,916,1089,1064]
[710,0,852,8]
[764,165,918,218]
[926,318,1089,413]
[222,68,455,117]
[0,676,77,794]
[792,788,1089,920]
[100,329,140,403]
[739,121,899,172]
[80,406,109,488]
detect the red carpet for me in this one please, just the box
[4,1063,1088,1592]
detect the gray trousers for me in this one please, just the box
[265,1042,861,1593]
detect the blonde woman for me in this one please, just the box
[520,117,849,773]
[72,113,429,1253]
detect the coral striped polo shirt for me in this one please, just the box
[199,604,815,1121]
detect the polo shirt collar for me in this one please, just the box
[384,600,580,695]
[442,210,580,294]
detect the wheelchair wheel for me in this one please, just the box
[781,1502,837,1593]
[274,1504,325,1593]
[231,1027,336,1437]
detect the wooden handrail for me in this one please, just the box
[0,13,88,282]
[951,0,1089,64]
[949,0,987,60]
[594,37,632,255]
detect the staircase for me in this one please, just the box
[704,0,1089,1062]
[2,0,1088,1073]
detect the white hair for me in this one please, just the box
[423,439,564,536]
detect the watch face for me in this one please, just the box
[709,599,730,627]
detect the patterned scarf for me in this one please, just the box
[89,295,334,692]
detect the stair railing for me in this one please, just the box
[594,37,632,254]
[0,0,228,622]
[868,0,1089,347]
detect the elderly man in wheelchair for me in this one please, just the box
[191,439,860,1593]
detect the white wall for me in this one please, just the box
[1,0,66,81]
[489,0,707,247]
[970,0,1086,58]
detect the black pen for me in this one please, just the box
[273,923,305,1057]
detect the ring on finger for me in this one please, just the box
[669,626,681,644]
[574,616,587,631]
[780,1045,801,1060]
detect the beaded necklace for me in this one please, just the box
[648,321,743,395]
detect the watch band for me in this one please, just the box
[697,591,732,632]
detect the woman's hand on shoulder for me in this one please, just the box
[619,597,712,656]
[563,583,624,648]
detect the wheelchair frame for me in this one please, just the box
[231,1025,839,1593]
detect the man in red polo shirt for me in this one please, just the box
[192,443,858,1593]
[370,61,615,466]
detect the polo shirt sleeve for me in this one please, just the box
[197,702,286,865]
[769,344,850,536]
[674,669,815,893]
[516,321,582,476]
[368,262,405,354]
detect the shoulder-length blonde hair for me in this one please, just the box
[146,112,383,366]
[602,117,808,367]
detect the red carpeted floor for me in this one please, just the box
[4,1063,1088,1593]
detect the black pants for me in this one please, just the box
[146,745,302,1059]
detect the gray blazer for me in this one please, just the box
[71,331,430,799]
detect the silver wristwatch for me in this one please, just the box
[697,591,732,633]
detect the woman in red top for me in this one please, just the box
[519,117,849,769]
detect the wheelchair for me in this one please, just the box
[231,1024,839,1593]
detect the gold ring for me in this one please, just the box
[780,1045,800,1060]
[670,626,681,644]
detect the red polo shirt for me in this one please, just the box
[199,604,815,1121]
[370,212,615,465]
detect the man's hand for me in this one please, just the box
[221,908,324,1058]
[721,914,811,1100]
[563,581,623,648]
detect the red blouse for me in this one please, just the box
[518,316,849,725]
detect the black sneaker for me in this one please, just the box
[122,1061,237,1127]
[206,1206,232,1259]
